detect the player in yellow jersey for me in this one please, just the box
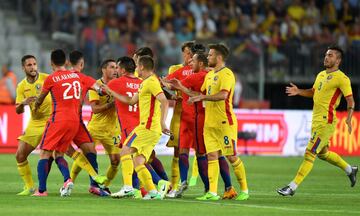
[15,55,52,195]
[86,59,120,190]
[278,45,357,196]
[106,55,171,200]
[189,43,249,201]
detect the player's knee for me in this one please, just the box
[226,155,237,164]
[15,151,27,163]
[317,152,329,160]
[111,158,120,166]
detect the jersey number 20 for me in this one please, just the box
[62,81,81,100]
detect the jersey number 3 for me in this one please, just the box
[62,81,81,100]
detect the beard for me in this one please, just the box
[208,61,216,68]
[26,70,37,77]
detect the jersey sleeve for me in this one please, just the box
[167,68,181,80]
[15,82,24,104]
[219,71,235,92]
[88,89,100,102]
[181,75,195,89]
[42,75,53,93]
[339,75,352,97]
[82,74,96,89]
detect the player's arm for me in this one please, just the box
[34,90,49,112]
[167,78,200,97]
[286,83,314,98]
[188,90,228,103]
[156,92,170,134]
[345,95,355,134]
[90,100,114,114]
[15,96,37,114]
[104,85,138,105]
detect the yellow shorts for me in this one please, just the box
[88,126,121,155]
[306,123,335,154]
[124,126,162,161]
[167,102,181,148]
[204,125,237,156]
[18,121,47,148]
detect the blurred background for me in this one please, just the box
[0,0,359,110]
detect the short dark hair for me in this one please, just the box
[134,47,153,58]
[191,43,206,54]
[21,55,36,66]
[195,53,208,67]
[117,56,136,73]
[69,50,84,65]
[181,41,195,52]
[51,49,66,66]
[327,45,344,60]
[208,43,230,60]
[100,59,116,69]
[138,55,154,70]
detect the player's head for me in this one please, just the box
[181,41,195,65]
[137,55,154,77]
[21,55,37,78]
[324,45,343,69]
[69,50,85,71]
[51,49,66,67]
[208,43,230,67]
[191,43,206,55]
[100,59,117,81]
[133,47,154,65]
[117,56,136,76]
[192,52,208,72]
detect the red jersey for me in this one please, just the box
[42,70,83,122]
[166,65,194,121]
[181,70,208,115]
[108,75,142,134]
[72,71,96,99]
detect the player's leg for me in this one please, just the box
[318,146,357,187]
[189,156,199,187]
[33,149,53,196]
[176,147,190,197]
[196,153,209,193]
[16,140,36,195]
[167,108,181,193]
[55,151,74,197]
[101,133,121,189]
[149,150,169,181]
[219,156,237,199]
[226,155,249,200]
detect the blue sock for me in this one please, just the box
[132,172,140,189]
[145,164,161,185]
[86,153,99,187]
[37,159,49,192]
[150,157,169,181]
[219,156,232,190]
[179,153,189,183]
[55,157,70,182]
[197,155,209,192]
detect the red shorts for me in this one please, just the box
[39,120,79,153]
[179,119,194,149]
[120,125,136,148]
[193,113,206,154]
[73,120,93,146]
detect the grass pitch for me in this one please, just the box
[0,154,359,216]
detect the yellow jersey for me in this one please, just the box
[138,74,163,132]
[312,70,352,125]
[16,73,52,124]
[168,64,183,74]
[87,79,118,129]
[201,67,237,128]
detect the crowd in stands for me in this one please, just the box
[18,0,360,78]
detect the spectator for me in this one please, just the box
[0,64,16,105]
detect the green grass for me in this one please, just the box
[0,154,359,215]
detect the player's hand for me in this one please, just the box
[22,96,37,105]
[346,118,352,134]
[101,85,112,96]
[188,94,205,104]
[159,77,170,88]
[167,78,182,90]
[286,83,299,96]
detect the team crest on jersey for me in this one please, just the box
[35,84,42,93]
[214,76,218,81]
[327,75,333,80]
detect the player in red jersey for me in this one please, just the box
[33,49,83,196]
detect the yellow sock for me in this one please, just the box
[318,151,349,171]
[208,159,219,194]
[104,164,119,187]
[121,154,134,186]
[71,151,97,177]
[191,156,199,178]
[70,162,82,182]
[135,165,156,191]
[293,150,316,185]
[171,157,180,189]
[17,160,34,189]
[232,157,248,192]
